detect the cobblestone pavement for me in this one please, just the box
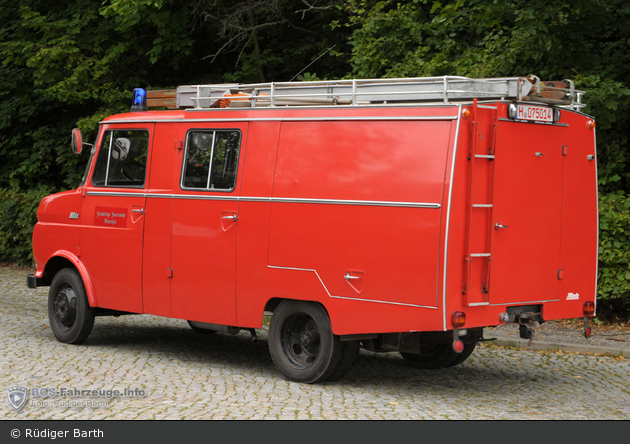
[1,266,629,420]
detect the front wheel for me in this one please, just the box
[48,268,95,344]
[268,300,343,383]
[187,320,215,334]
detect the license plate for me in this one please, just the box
[516,104,553,122]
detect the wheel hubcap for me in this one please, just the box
[281,315,321,368]
[54,286,77,330]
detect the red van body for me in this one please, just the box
[29,77,598,382]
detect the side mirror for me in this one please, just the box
[71,128,83,154]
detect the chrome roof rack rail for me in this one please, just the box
[173,76,586,110]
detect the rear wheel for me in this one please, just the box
[268,300,343,383]
[326,339,360,382]
[401,341,477,369]
[48,268,95,344]
[400,344,457,369]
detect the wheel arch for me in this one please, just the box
[43,252,97,308]
[264,297,332,318]
[263,296,343,331]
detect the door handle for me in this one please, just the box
[495,223,509,230]
[132,208,144,215]
[222,214,237,221]
[344,273,361,281]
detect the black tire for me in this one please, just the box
[326,339,360,382]
[48,268,95,344]
[444,341,477,368]
[400,344,458,370]
[268,300,343,383]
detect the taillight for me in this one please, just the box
[452,311,466,328]
[452,339,464,353]
[584,325,592,339]
[583,301,595,316]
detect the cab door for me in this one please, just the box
[81,124,153,312]
[169,123,248,325]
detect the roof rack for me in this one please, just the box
[148,75,586,111]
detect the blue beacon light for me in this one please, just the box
[131,88,147,112]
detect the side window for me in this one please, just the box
[92,130,149,187]
[182,130,241,191]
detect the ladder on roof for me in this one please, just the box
[146,75,586,111]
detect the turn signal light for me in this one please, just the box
[452,311,466,328]
[462,109,471,119]
[587,120,596,130]
[583,301,595,316]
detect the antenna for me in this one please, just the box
[288,44,336,82]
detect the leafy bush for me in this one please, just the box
[0,186,52,266]
[597,191,630,321]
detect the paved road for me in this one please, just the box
[1,266,628,420]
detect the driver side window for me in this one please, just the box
[92,130,149,187]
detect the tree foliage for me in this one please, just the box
[1,0,629,314]
[0,0,349,191]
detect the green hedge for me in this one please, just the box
[0,186,52,266]
[597,191,630,320]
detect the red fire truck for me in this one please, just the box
[28,76,598,383]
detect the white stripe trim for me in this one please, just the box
[489,299,559,306]
[442,106,463,330]
[267,266,438,309]
[86,191,441,209]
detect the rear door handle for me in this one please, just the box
[495,223,509,230]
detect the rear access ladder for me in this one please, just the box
[463,99,500,306]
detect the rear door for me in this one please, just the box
[488,121,565,304]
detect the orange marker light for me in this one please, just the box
[587,120,596,130]
[583,301,595,316]
[462,109,471,119]
[452,311,466,328]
